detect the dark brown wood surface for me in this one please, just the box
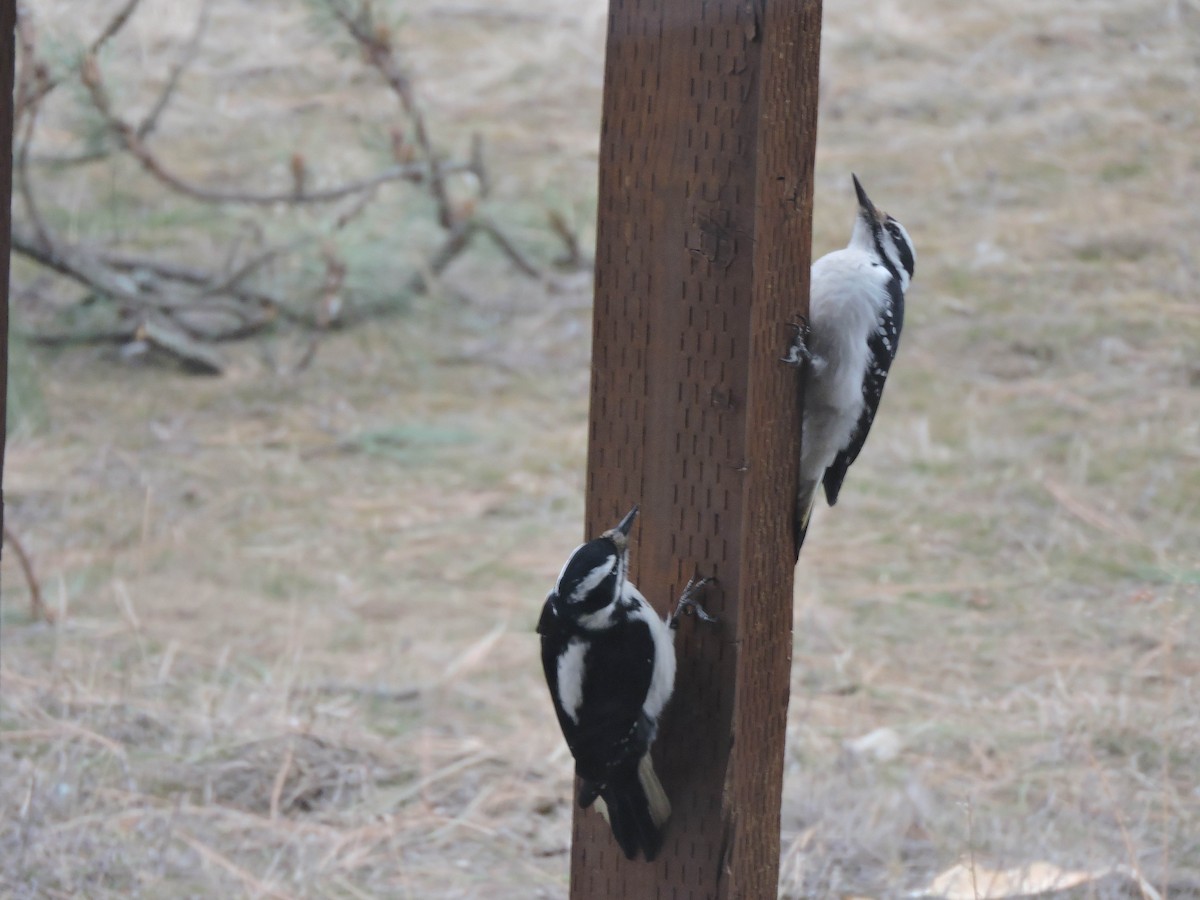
[578,0,822,896]
[0,1,15,562]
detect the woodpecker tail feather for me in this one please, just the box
[637,752,671,829]
[795,479,819,560]
[580,753,670,861]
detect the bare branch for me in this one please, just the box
[22,325,138,346]
[88,0,143,55]
[98,248,288,315]
[15,0,142,117]
[332,185,379,231]
[11,0,521,361]
[12,220,151,308]
[3,524,53,624]
[323,0,454,227]
[315,244,347,329]
[548,209,588,269]
[470,132,490,199]
[290,247,346,373]
[407,221,479,296]
[13,12,43,127]
[137,315,224,374]
[14,84,51,249]
[11,222,280,342]
[200,238,314,302]
[80,56,470,206]
[22,0,207,165]
[136,0,210,141]
[335,221,478,326]
[476,217,541,278]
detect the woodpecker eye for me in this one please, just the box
[555,540,619,604]
[566,558,616,603]
[883,219,915,279]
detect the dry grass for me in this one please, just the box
[3,0,1199,897]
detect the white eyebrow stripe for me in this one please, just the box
[570,556,616,602]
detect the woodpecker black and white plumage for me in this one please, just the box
[785,174,916,557]
[536,506,714,861]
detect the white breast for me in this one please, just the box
[801,248,892,478]
[624,584,677,723]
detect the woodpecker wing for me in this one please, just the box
[566,619,666,861]
[823,279,904,506]
[538,605,657,780]
[569,619,657,778]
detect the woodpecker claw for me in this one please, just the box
[669,575,718,629]
[781,318,813,367]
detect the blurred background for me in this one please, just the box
[1,0,1197,897]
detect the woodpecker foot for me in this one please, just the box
[669,575,718,629]
[781,318,813,367]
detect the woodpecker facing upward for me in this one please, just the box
[784,174,915,558]
[537,507,714,861]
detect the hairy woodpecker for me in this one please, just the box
[537,506,714,861]
[784,174,915,557]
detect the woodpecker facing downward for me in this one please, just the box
[784,174,915,558]
[537,506,714,861]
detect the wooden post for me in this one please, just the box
[0,1,14,557]
[580,0,822,897]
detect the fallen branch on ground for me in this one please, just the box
[10,0,541,373]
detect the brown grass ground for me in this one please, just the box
[2,0,1198,897]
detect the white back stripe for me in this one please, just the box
[556,639,588,723]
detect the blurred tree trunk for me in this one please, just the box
[1,0,16,560]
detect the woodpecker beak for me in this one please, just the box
[613,505,639,538]
[852,173,878,220]
[601,505,638,554]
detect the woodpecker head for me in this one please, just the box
[551,506,638,614]
[849,174,916,292]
